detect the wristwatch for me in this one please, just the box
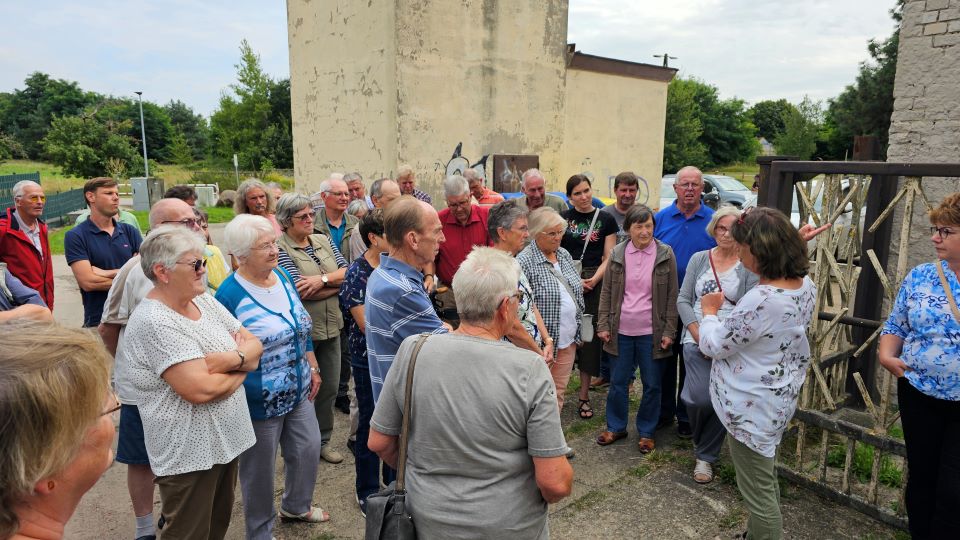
[236,349,246,370]
[320,273,329,286]
[310,367,319,374]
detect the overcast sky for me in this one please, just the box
[1,0,899,117]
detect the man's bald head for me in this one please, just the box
[149,198,198,229]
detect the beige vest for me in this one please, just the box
[277,232,343,340]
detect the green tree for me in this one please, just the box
[665,77,757,169]
[167,128,194,165]
[663,78,708,173]
[748,99,797,143]
[0,72,98,158]
[164,100,210,160]
[822,1,902,159]
[41,110,139,178]
[98,99,175,163]
[776,97,822,160]
[0,131,27,164]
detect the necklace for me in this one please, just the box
[455,325,497,340]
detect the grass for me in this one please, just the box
[0,159,85,193]
[48,225,72,255]
[826,441,903,488]
[716,463,738,486]
[570,489,607,512]
[627,464,652,479]
[717,506,747,530]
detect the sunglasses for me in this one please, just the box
[176,258,207,272]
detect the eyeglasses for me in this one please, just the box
[177,258,207,272]
[252,241,279,252]
[511,224,530,233]
[19,194,46,203]
[931,226,956,240]
[677,183,702,191]
[101,392,121,418]
[162,218,201,228]
[446,198,471,209]
[324,191,350,198]
[293,211,316,223]
[714,225,730,236]
[540,230,564,238]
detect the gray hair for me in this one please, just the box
[487,199,528,244]
[223,214,277,259]
[234,178,275,214]
[463,168,483,183]
[347,199,369,218]
[443,175,470,198]
[706,205,741,238]
[676,165,703,184]
[370,178,391,199]
[265,181,282,190]
[521,168,545,188]
[527,207,565,238]
[139,225,206,281]
[396,164,413,178]
[452,247,520,325]
[12,180,41,199]
[343,172,363,184]
[275,193,313,230]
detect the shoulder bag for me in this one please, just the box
[935,261,960,323]
[364,334,429,540]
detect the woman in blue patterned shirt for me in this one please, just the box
[879,193,960,539]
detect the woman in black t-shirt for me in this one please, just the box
[561,175,618,420]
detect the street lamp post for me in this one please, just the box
[134,91,149,178]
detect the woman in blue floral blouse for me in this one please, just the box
[879,192,960,539]
[699,207,816,540]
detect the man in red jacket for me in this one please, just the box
[0,180,54,309]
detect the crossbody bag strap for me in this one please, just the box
[395,334,429,492]
[935,261,960,324]
[579,208,600,261]
[708,249,723,294]
[547,261,577,300]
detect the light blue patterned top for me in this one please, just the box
[882,261,960,401]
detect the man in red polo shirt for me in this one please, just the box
[434,175,491,307]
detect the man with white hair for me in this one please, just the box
[345,172,374,210]
[0,180,54,308]
[98,198,206,540]
[516,168,568,213]
[435,175,491,292]
[464,168,503,206]
[314,176,358,262]
[396,164,432,204]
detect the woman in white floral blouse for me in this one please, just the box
[699,207,816,540]
[879,193,960,539]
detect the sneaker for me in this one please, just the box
[693,459,713,484]
[677,421,693,439]
[320,445,344,464]
[355,493,368,518]
[335,395,350,415]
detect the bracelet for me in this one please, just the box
[309,367,319,374]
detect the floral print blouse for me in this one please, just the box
[699,276,817,458]
[881,261,960,401]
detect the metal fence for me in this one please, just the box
[0,171,88,227]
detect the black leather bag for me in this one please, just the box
[364,334,428,540]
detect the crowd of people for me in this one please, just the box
[0,164,957,540]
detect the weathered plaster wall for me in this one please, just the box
[559,68,668,206]
[887,0,960,272]
[287,0,398,193]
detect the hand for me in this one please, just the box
[799,222,831,242]
[296,275,324,297]
[92,266,119,278]
[541,340,555,363]
[581,278,594,292]
[596,330,611,343]
[879,355,911,378]
[700,291,724,316]
[423,275,436,293]
[660,335,673,350]
[308,370,322,401]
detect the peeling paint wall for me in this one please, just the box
[558,69,668,206]
[287,0,398,193]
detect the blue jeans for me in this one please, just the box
[354,365,395,502]
[606,334,661,438]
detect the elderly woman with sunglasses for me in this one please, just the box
[275,193,349,465]
[216,214,329,539]
[123,225,263,539]
[675,205,757,484]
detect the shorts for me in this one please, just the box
[116,404,151,465]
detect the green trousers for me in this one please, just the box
[728,436,783,540]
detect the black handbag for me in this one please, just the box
[364,334,428,540]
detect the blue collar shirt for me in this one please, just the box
[653,201,716,285]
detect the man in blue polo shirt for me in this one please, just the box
[366,197,449,403]
[65,177,142,327]
[653,166,716,439]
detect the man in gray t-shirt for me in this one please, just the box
[601,171,642,244]
[371,333,570,539]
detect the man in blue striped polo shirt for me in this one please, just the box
[366,197,449,403]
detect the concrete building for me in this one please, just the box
[887,0,960,272]
[286,0,675,205]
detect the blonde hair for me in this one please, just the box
[0,321,112,538]
[706,205,742,238]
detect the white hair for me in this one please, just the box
[443,175,470,198]
[452,247,520,324]
[343,172,363,184]
[12,180,41,199]
[139,225,206,281]
[527,207,565,237]
[463,168,483,183]
[223,214,276,259]
[521,168,545,188]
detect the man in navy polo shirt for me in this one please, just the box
[653,166,716,439]
[65,177,142,328]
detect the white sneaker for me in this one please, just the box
[693,459,713,484]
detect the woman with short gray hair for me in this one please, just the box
[369,247,573,538]
[274,193,349,465]
[216,214,331,537]
[122,225,264,539]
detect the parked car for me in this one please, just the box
[659,173,751,210]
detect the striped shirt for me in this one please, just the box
[276,237,347,282]
[365,255,446,402]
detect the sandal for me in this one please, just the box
[279,506,330,523]
[638,437,656,454]
[578,399,594,419]
[693,459,714,484]
[596,430,627,446]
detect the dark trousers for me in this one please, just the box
[660,331,689,424]
[354,364,395,501]
[898,378,960,539]
[338,329,351,399]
